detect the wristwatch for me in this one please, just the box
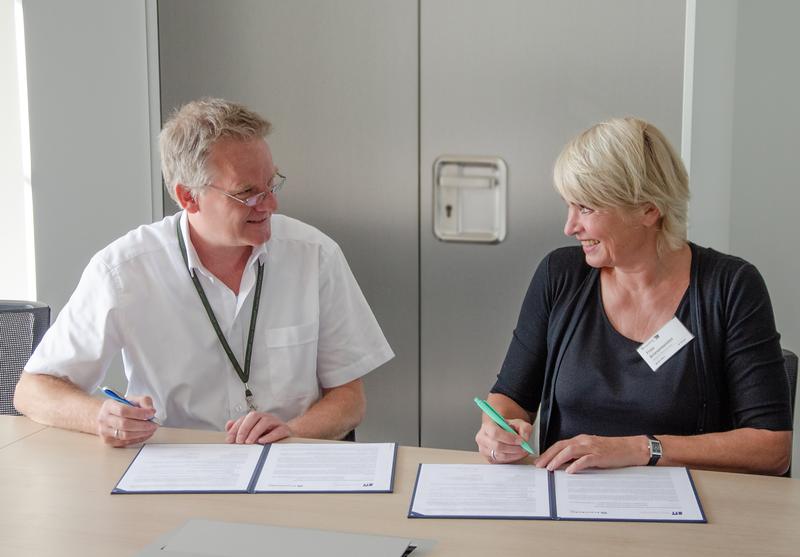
[646,434,662,466]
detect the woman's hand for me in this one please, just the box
[475,417,534,464]
[535,434,649,473]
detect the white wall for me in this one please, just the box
[689,0,800,351]
[0,1,32,300]
[729,0,800,356]
[684,0,737,253]
[22,0,158,390]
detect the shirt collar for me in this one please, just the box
[179,210,203,274]
[179,210,268,279]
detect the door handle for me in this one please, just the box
[433,155,507,243]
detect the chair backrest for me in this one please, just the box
[0,301,51,415]
[783,349,798,418]
[781,348,797,478]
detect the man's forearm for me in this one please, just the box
[14,372,102,435]
[287,379,366,440]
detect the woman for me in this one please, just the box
[475,117,792,475]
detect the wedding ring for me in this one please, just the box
[490,448,496,462]
[114,428,119,439]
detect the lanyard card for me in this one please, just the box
[636,317,694,372]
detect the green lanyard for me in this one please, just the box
[176,219,264,411]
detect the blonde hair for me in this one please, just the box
[160,98,272,203]
[553,117,689,254]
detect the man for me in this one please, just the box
[14,98,394,447]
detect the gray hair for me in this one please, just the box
[553,117,689,254]
[160,98,272,203]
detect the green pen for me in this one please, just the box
[474,397,534,455]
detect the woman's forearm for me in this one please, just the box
[656,428,791,475]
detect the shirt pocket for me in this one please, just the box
[264,322,320,402]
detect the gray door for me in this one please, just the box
[158,0,685,449]
[158,0,420,445]
[419,0,685,449]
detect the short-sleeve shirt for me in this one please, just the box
[26,211,394,430]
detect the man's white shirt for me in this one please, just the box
[26,211,394,429]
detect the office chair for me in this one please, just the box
[0,301,50,415]
[782,348,797,478]
[783,349,798,418]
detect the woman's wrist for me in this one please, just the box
[635,435,652,466]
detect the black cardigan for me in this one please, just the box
[491,243,793,451]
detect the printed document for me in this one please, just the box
[409,464,551,518]
[254,442,395,492]
[115,444,263,493]
[553,466,705,521]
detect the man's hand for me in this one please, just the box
[225,411,292,445]
[96,395,158,448]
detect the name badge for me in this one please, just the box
[636,316,694,372]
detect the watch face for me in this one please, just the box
[649,439,663,457]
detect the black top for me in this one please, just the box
[552,283,698,440]
[491,243,793,451]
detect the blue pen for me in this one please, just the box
[100,386,159,423]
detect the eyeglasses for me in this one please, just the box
[207,172,286,208]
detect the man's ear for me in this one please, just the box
[175,184,200,213]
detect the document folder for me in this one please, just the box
[113,442,397,494]
[408,464,706,523]
[135,519,423,557]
